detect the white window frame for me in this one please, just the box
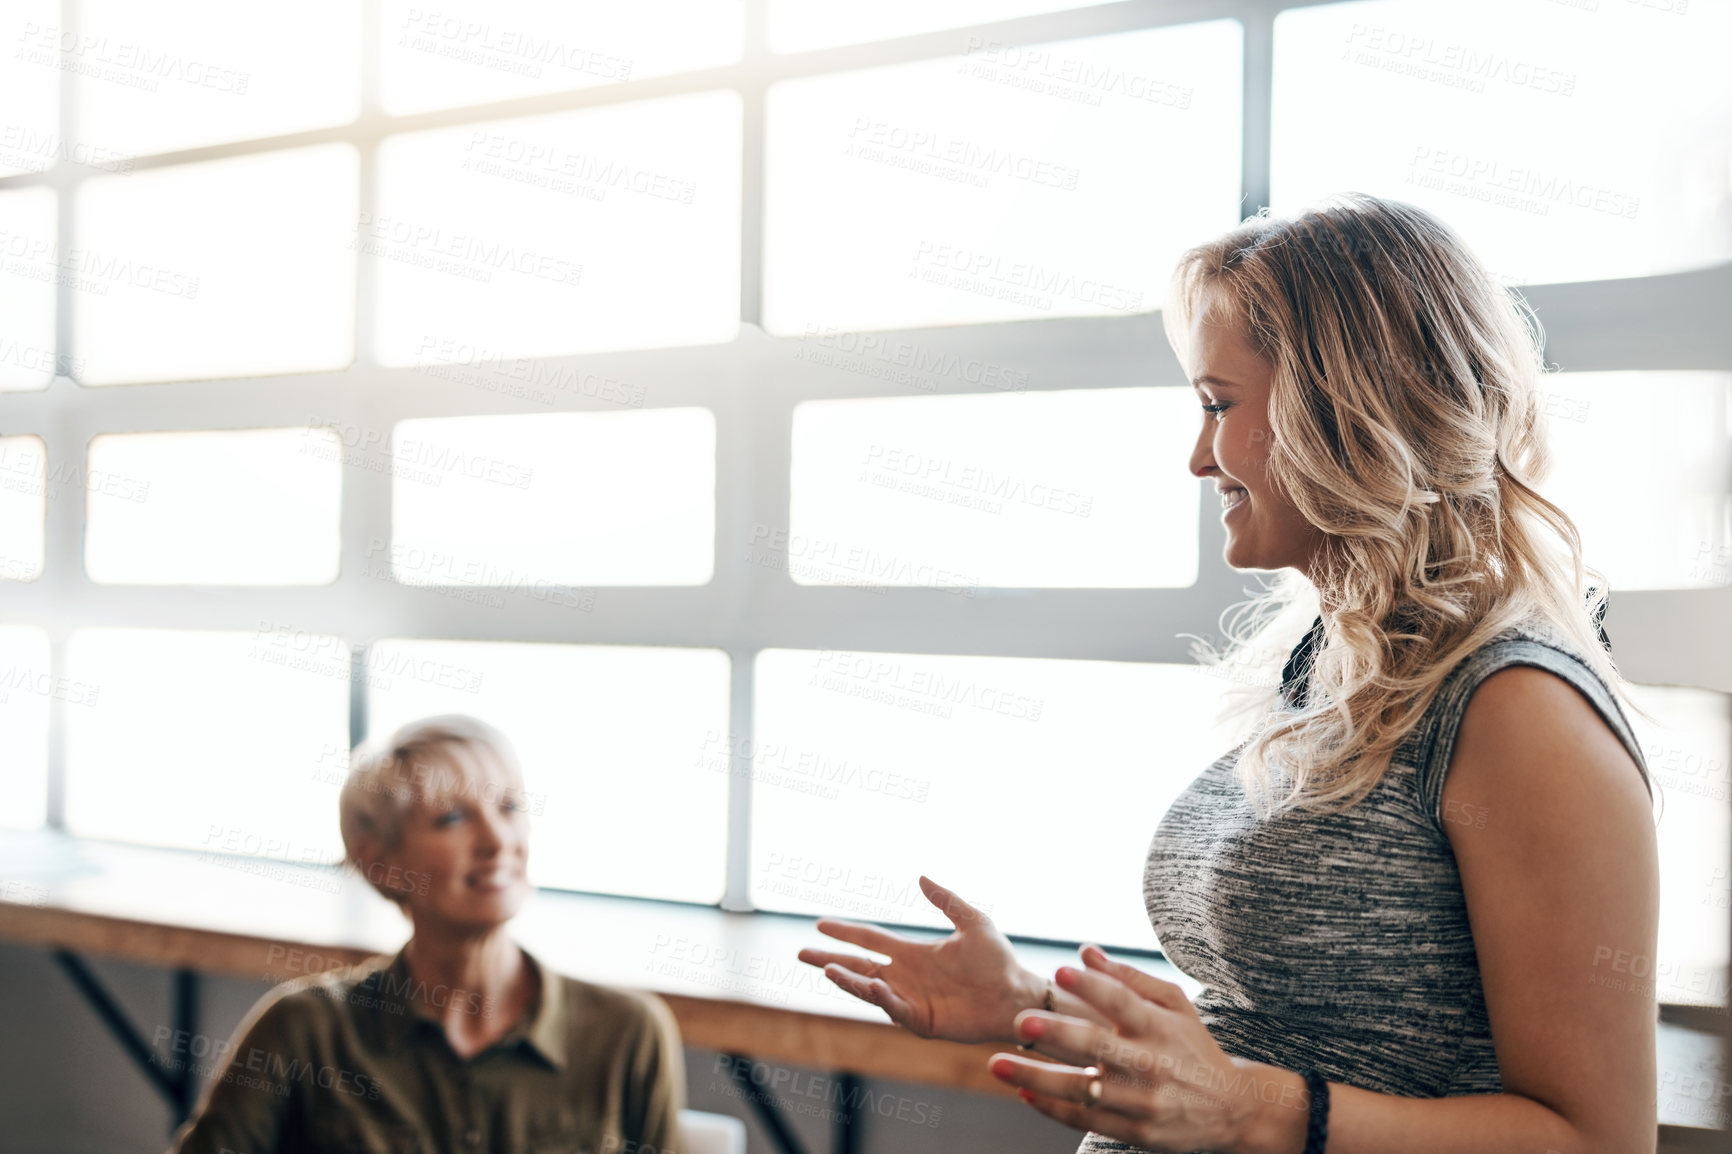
[2,0,1727,943]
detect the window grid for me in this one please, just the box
[0,0,1726,949]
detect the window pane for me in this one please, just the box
[0,0,61,177]
[788,389,1197,588]
[1627,683,1731,1007]
[769,0,1103,53]
[380,0,743,116]
[390,409,715,587]
[74,144,358,384]
[77,0,361,158]
[373,93,739,363]
[365,639,730,904]
[1539,372,1731,590]
[65,628,351,852]
[0,626,51,829]
[1272,0,1732,285]
[86,427,343,585]
[753,650,1241,945]
[763,20,1241,334]
[0,187,59,391]
[0,436,46,581]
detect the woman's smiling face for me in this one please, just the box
[385,742,533,934]
[1186,296,1326,577]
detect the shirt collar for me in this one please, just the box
[360,944,567,1070]
[1280,614,1325,710]
[520,949,567,1070]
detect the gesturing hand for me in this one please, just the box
[795,876,1045,1045]
[987,945,1303,1154]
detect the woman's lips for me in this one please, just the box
[1220,486,1249,513]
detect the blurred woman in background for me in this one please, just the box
[170,715,684,1154]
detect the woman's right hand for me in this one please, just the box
[796,876,1045,1045]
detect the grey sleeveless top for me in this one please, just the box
[1076,612,1652,1154]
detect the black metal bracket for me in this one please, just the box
[724,1052,812,1154]
[52,950,201,1131]
[831,1073,862,1154]
[723,1053,866,1154]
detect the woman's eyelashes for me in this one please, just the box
[1202,402,1230,418]
[428,793,527,828]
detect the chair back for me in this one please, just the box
[676,1108,748,1154]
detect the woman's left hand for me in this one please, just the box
[988,945,1288,1154]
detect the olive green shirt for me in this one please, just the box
[166,946,684,1154]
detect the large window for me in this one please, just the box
[789,388,1199,588]
[1,1,1726,1014]
[762,19,1242,333]
[1272,0,1732,285]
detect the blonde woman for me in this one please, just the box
[169,715,685,1154]
[799,195,1660,1154]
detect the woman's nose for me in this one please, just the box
[473,809,507,852]
[1189,419,1216,479]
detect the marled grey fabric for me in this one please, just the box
[1077,615,1651,1153]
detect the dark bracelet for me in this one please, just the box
[1298,1068,1330,1154]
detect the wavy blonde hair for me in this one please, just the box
[1168,193,1655,819]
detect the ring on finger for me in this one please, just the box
[1082,1067,1102,1105]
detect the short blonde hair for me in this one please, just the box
[338,714,525,905]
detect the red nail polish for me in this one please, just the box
[991,1058,1015,1080]
[1018,1088,1036,1104]
[1055,966,1079,989]
[1020,1016,1044,1039]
